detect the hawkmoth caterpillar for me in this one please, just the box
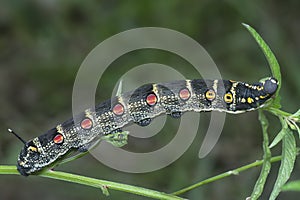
[15,77,278,176]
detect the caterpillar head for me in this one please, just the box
[17,128,74,176]
[262,77,278,95]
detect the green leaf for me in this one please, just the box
[101,131,129,147]
[290,109,300,123]
[286,119,300,139]
[242,23,282,108]
[295,124,300,139]
[269,117,288,148]
[269,128,297,200]
[100,185,110,196]
[251,110,272,199]
[282,180,300,192]
[288,109,300,138]
[291,109,300,118]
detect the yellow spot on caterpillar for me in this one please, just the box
[205,89,216,101]
[224,93,233,103]
[257,86,263,91]
[247,97,254,104]
[259,94,269,99]
[28,146,38,152]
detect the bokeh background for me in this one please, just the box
[1,0,300,199]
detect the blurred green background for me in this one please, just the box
[1,0,300,199]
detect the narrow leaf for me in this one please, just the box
[269,128,297,200]
[290,109,300,123]
[242,23,281,108]
[101,131,129,147]
[282,180,300,192]
[291,109,300,118]
[295,123,300,139]
[269,117,287,148]
[287,120,300,139]
[251,110,271,199]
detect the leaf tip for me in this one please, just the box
[242,23,250,28]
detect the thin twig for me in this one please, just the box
[172,156,282,196]
[0,165,184,200]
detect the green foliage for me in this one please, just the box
[270,128,296,200]
[244,23,299,200]
[250,110,272,199]
[282,181,300,192]
[101,130,129,147]
[269,117,288,148]
[243,23,282,108]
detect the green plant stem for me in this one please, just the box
[0,165,183,200]
[172,155,282,196]
[267,107,291,118]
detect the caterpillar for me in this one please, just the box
[14,77,278,176]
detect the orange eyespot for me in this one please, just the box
[81,118,93,130]
[53,134,64,144]
[146,93,157,106]
[205,89,216,101]
[224,93,233,103]
[179,88,190,101]
[113,103,124,116]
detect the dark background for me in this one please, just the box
[1,1,300,199]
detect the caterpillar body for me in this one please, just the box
[16,77,278,176]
